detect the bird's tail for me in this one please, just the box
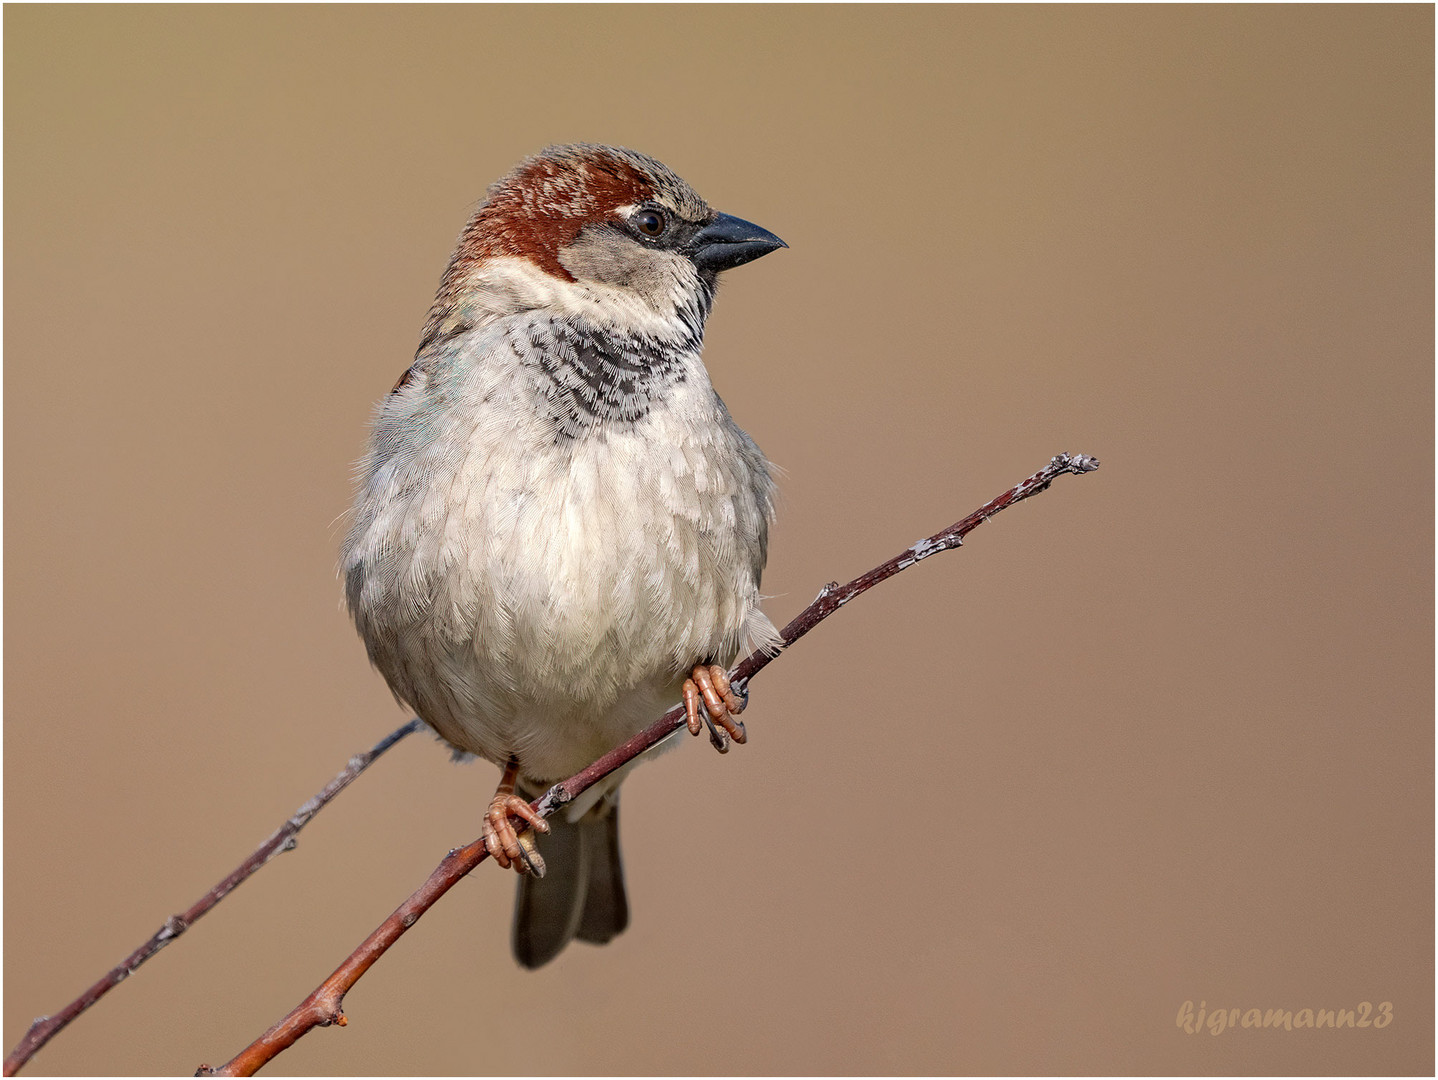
[511,784,628,969]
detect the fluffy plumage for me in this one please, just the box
[341,144,785,967]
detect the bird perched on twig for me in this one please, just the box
[341,144,786,968]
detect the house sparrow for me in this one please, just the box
[341,144,786,968]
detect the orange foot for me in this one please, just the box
[683,663,748,754]
[483,757,550,876]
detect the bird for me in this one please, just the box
[341,144,786,968]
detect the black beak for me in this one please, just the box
[689,212,787,274]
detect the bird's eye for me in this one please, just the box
[633,208,667,237]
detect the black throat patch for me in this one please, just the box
[514,319,695,440]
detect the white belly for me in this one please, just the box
[343,344,775,782]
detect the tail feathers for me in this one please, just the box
[511,789,628,969]
[576,805,627,945]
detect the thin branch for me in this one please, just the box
[3,718,425,1078]
[199,452,1099,1078]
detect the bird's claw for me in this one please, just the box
[683,664,747,754]
[483,791,549,876]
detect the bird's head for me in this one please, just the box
[422,144,786,349]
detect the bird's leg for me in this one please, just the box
[683,663,747,753]
[483,756,550,876]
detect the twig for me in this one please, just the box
[3,718,425,1078]
[198,452,1099,1077]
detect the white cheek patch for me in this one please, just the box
[468,256,701,342]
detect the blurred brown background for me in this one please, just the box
[5,5,1432,1075]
